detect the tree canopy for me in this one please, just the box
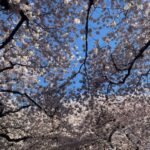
[0,0,150,149]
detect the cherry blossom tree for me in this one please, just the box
[0,0,150,149]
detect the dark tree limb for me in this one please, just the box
[0,105,30,117]
[107,40,150,84]
[0,102,4,115]
[125,134,139,150]
[0,133,31,142]
[0,61,14,73]
[0,10,29,50]
[83,0,92,66]
[49,1,94,95]
[81,0,94,88]
[108,124,120,148]
[0,0,10,10]
[82,0,93,75]
[0,89,52,117]
[0,61,31,73]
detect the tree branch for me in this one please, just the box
[0,105,30,117]
[0,62,14,73]
[0,133,31,142]
[0,0,10,10]
[125,134,139,150]
[82,0,93,76]
[47,1,95,94]
[107,40,150,84]
[0,10,29,50]
[0,89,52,117]
[108,124,120,148]
[0,61,30,73]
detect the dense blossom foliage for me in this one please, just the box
[1,94,150,149]
[0,0,150,149]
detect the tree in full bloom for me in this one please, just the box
[0,0,150,149]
